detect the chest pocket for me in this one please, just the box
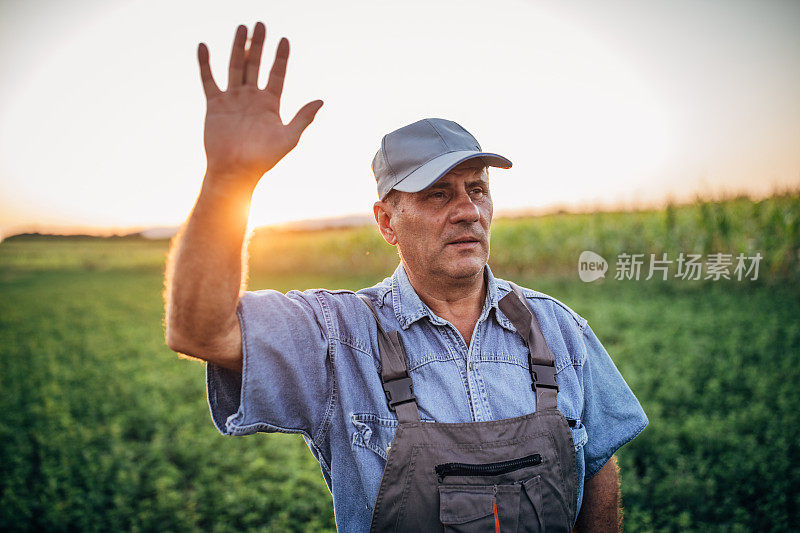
[435,444,572,533]
[350,413,397,509]
[351,413,397,461]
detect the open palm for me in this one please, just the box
[198,22,323,186]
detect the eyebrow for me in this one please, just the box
[428,177,489,190]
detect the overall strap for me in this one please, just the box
[357,294,421,423]
[498,281,559,410]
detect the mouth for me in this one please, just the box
[446,237,482,247]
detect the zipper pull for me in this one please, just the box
[493,486,500,533]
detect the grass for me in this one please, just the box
[1,190,798,531]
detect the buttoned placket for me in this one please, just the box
[465,320,491,422]
[392,263,516,423]
[433,298,495,422]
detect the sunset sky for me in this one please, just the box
[0,0,798,237]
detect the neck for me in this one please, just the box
[403,264,487,322]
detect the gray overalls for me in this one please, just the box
[357,282,578,532]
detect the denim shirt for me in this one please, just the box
[206,263,648,532]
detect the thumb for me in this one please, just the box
[287,99,324,142]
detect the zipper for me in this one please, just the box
[435,454,542,482]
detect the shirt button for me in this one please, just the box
[469,361,475,371]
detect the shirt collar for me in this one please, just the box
[390,262,516,332]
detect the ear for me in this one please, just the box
[374,200,398,246]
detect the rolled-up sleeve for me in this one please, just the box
[206,289,333,441]
[580,323,648,479]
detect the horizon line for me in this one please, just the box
[2,184,798,241]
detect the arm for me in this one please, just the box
[164,22,323,371]
[575,321,648,531]
[573,455,622,532]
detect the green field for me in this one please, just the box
[1,192,799,531]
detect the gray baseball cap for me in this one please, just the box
[371,118,513,200]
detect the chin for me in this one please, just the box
[446,257,487,279]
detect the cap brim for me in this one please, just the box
[390,150,512,194]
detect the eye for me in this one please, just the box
[429,191,446,200]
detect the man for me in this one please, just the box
[165,21,648,532]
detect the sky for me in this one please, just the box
[0,0,798,237]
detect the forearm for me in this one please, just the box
[574,455,621,532]
[164,171,255,369]
[165,21,321,369]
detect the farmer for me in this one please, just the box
[165,21,648,532]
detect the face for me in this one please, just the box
[375,160,493,282]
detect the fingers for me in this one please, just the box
[287,100,324,142]
[227,24,247,90]
[197,43,221,99]
[265,37,289,99]
[244,22,265,87]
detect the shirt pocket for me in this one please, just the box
[350,413,398,510]
[351,413,397,461]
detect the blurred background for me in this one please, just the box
[1,0,798,531]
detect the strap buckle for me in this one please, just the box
[383,376,416,411]
[530,363,558,392]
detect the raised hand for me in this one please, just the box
[197,22,324,188]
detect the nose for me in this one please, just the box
[448,189,480,224]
